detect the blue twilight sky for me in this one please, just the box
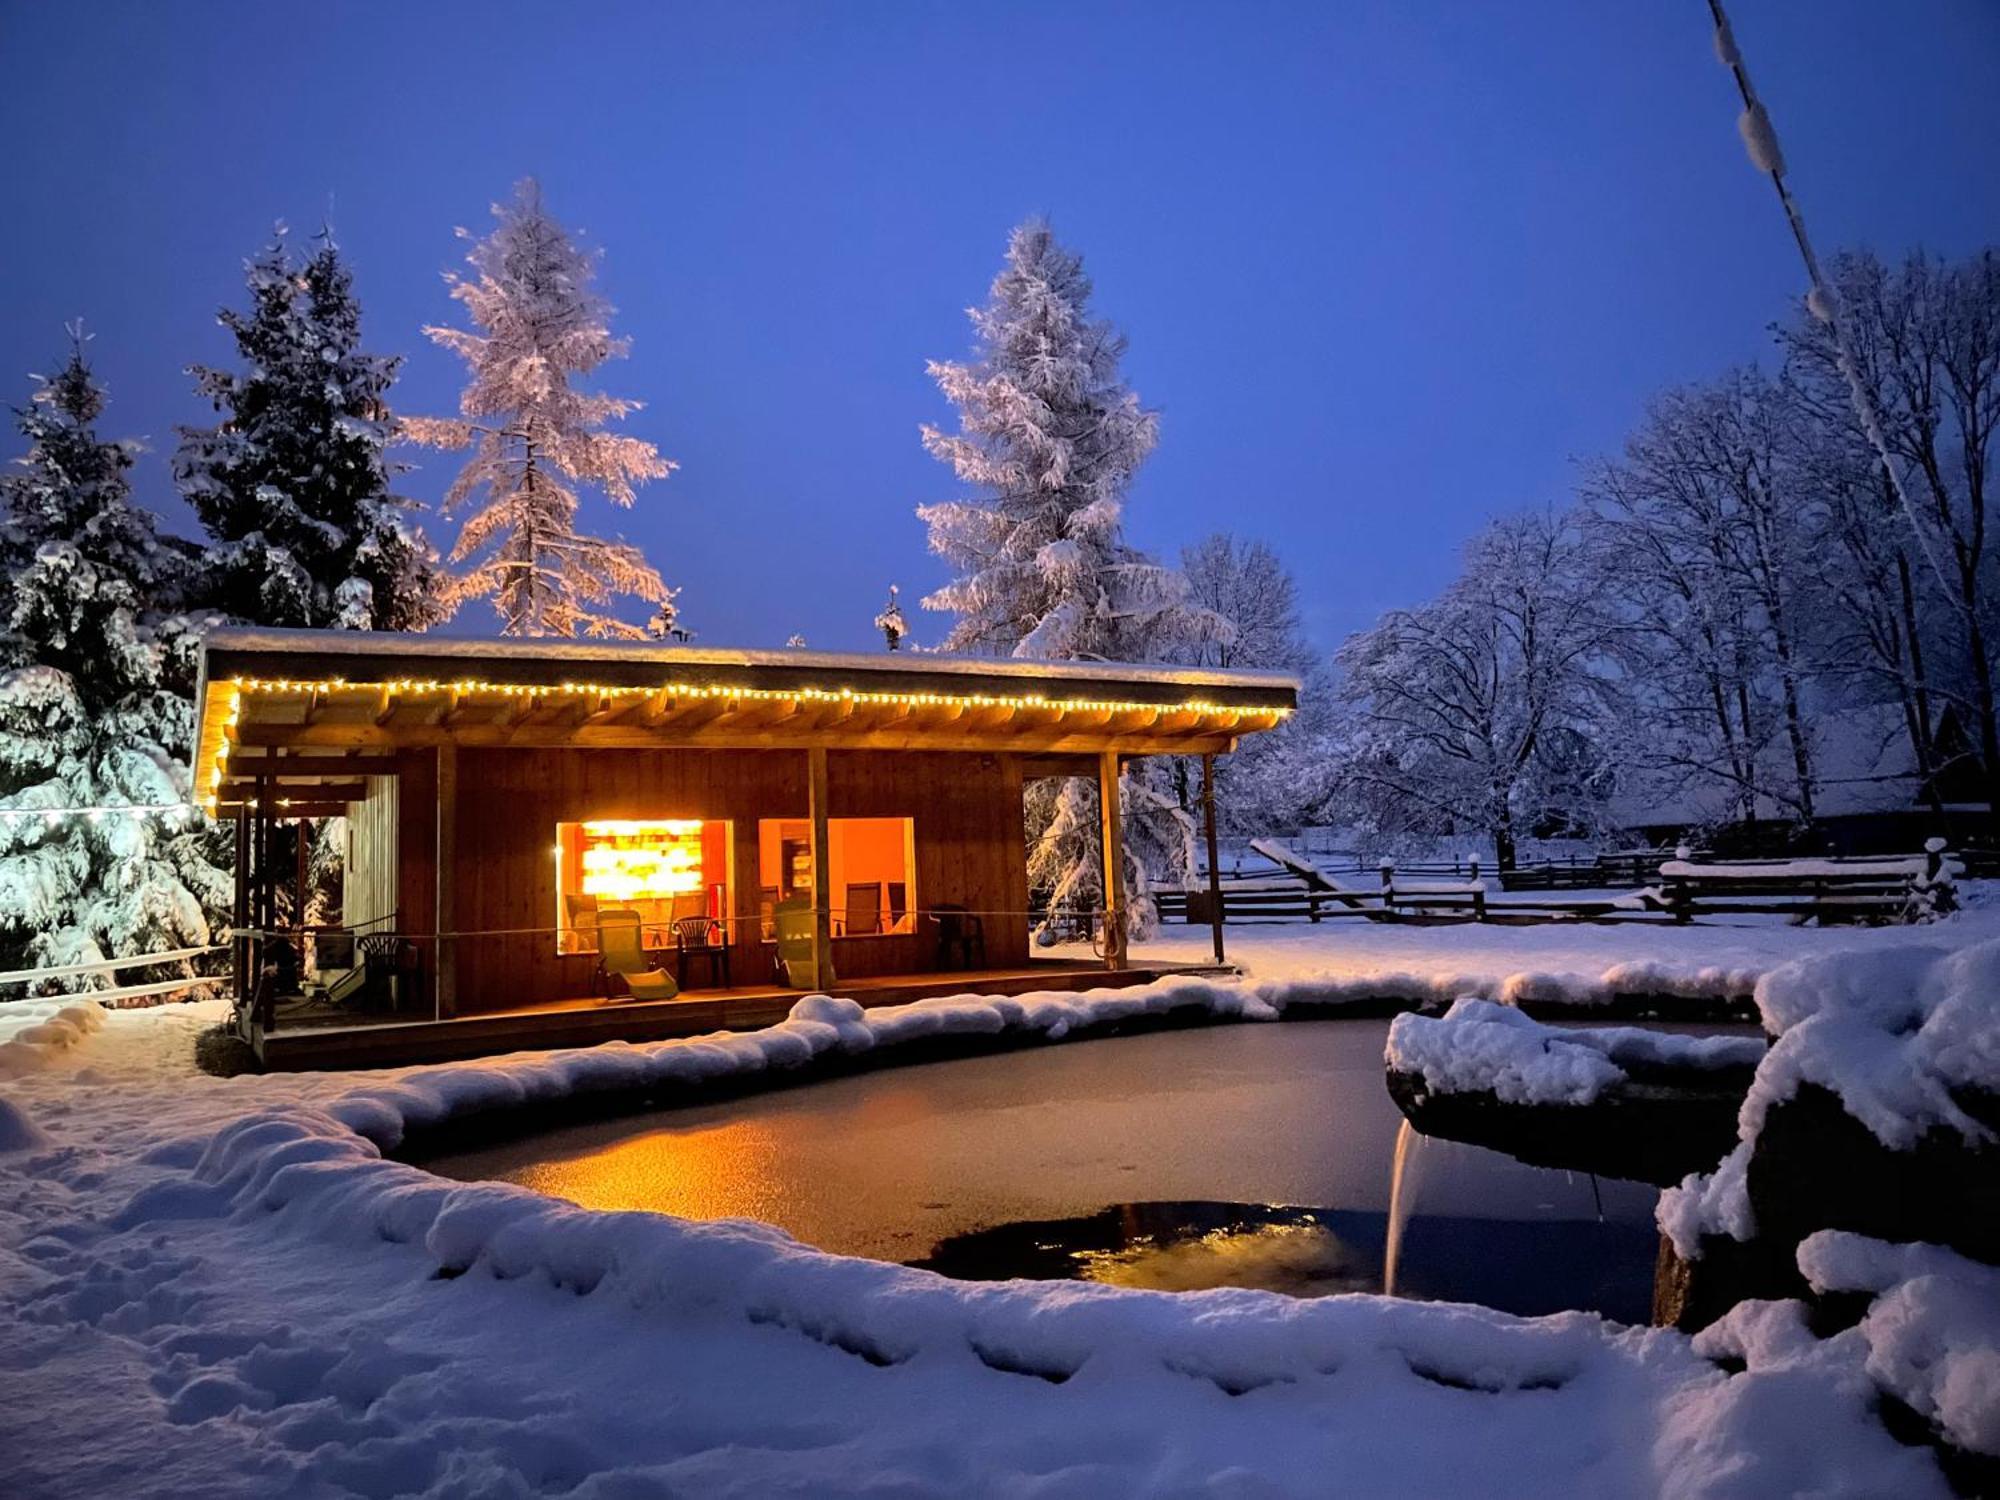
[1,1,1995,655]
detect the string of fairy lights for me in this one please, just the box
[196,673,1292,813]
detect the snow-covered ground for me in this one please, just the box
[5,912,1996,1497]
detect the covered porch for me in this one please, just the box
[192,629,1297,1071]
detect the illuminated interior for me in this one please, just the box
[758,817,917,938]
[556,819,733,954]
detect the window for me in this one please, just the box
[756,817,916,938]
[556,819,733,954]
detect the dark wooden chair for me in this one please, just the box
[844,882,882,937]
[673,914,731,989]
[887,882,908,932]
[930,903,986,970]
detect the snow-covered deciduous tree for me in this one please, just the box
[1581,371,1827,822]
[1168,532,1324,833]
[407,179,676,638]
[1332,510,1617,869]
[918,218,1208,938]
[1780,249,2000,823]
[176,226,442,631]
[0,335,230,989]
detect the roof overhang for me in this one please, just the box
[194,628,1298,813]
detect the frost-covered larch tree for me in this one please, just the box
[175,226,442,631]
[0,334,230,989]
[407,179,676,638]
[918,218,1205,940]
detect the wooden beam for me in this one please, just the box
[436,742,458,1019]
[215,802,353,820]
[807,746,834,989]
[215,755,401,778]
[221,781,367,803]
[232,720,1244,757]
[1200,751,1225,965]
[1098,749,1127,971]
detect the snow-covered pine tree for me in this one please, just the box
[0,333,230,990]
[406,180,676,638]
[874,585,907,650]
[918,218,1204,941]
[176,226,442,631]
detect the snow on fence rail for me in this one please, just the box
[0,945,226,1007]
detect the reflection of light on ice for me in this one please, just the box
[1383,1119,1428,1297]
[1077,1219,1373,1295]
[579,818,705,901]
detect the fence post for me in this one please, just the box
[1379,859,1395,917]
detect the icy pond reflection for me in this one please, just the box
[427,1020,1661,1321]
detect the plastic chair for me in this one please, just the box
[673,914,731,989]
[596,908,679,1001]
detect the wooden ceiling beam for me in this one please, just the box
[216,755,401,777]
[233,720,1239,757]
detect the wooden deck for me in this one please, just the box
[250,959,1226,1071]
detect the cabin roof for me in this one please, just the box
[195,628,1298,813]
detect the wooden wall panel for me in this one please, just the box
[442,747,1031,1013]
[342,774,399,932]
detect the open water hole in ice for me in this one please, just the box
[426,1020,1663,1321]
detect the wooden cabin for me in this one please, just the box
[192,629,1297,1069]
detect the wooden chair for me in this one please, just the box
[596,908,679,1001]
[887,882,908,933]
[844,882,882,937]
[673,914,731,989]
[773,897,833,989]
[930,903,985,970]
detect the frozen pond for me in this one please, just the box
[427,1020,1663,1320]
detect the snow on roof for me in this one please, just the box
[197,626,1300,704]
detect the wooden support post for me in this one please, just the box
[807,746,834,989]
[1199,752,1225,964]
[293,816,309,941]
[1098,750,1127,971]
[435,742,458,1018]
[253,778,271,1027]
[232,808,249,1013]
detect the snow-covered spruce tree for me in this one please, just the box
[0,335,230,989]
[176,226,442,631]
[918,218,1205,940]
[406,180,675,638]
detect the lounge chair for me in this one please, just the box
[596,908,679,1001]
[773,897,833,990]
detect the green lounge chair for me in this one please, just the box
[773,897,834,990]
[596,908,679,1001]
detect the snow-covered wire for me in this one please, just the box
[1703,0,1956,605]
